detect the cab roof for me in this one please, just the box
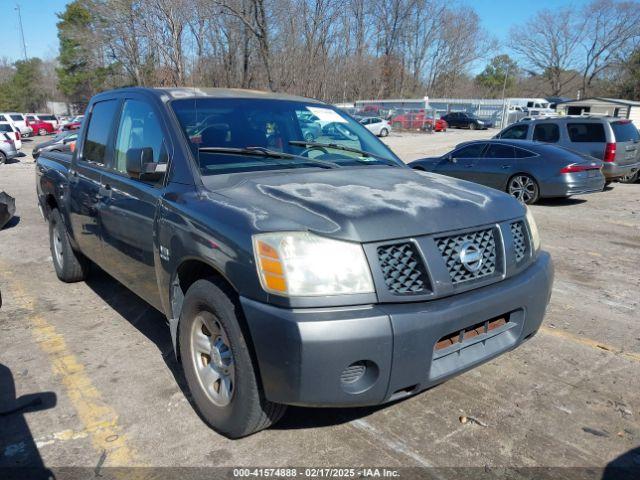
[99,86,325,105]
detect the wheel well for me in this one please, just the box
[175,259,234,298]
[412,166,426,171]
[44,194,58,218]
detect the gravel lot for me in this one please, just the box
[1,131,639,476]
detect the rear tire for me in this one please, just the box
[39,128,47,136]
[0,152,6,165]
[179,278,286,439]
[49,209,89,282]
[379,128,389,137]
[620,171,639,184]
[507,174,539,205]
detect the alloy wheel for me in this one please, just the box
[190,311,235,407]
[508,175,538,204]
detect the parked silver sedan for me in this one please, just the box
[409,140,605,204]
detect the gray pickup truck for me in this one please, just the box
[36,87,553,438]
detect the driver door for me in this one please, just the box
[98,96,169,309]
[435,142,487,180]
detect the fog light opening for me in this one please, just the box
[340,360,378,394]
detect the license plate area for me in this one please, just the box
[429,310,524,381]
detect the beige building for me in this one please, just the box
[556,98,640,125]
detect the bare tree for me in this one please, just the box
[509,8,585,96]
[579,0,640,96]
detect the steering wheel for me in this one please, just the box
[300,145,329,157]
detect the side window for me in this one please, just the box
[500,124,529,139]
[567,123,606,142]
[453,143,486,158]
[533,123,560,143]
[485,144,515,158]
[113,99,167,175]
[83,100,119,164]
[515,147,536,158]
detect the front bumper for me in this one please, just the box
[602,161,640,180]
[241,251,553,407]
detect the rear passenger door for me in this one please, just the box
[473,143,517,189]
[68,99,119,265]
[98,95,169,309]
[566,122,606,158]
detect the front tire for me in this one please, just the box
[507,174,539,204]
[49,209,89,282]
[469,123,476,130]
[179,278,286,438]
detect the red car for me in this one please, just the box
[27,119,55,136]
[56,121,82,134]
[390,112,448,132]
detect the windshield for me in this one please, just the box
[171,98,402,176]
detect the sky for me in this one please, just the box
[6,0,584,63]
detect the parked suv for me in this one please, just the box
[495,117,640,183]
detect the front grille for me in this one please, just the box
[377,243,429,294]
[435,228,497,284]
[510,221,529,263]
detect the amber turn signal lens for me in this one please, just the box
[255,240,287,293]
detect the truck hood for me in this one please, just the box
[203,167,524,243]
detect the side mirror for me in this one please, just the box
[126,147,166,181]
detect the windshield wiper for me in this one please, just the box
[197,146,339,169]
[288,141,398,166]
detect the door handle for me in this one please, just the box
[501,165,512,169]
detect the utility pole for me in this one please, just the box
[500,64,510,129]
[15,3,27,60]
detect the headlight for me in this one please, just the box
[525,207,541,251]
[252,232,374,296]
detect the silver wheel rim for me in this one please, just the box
[39,129,46,135]
[190,312,235,407]
[509,175,537,203]
[53,222,64,266]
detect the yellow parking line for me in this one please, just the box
[540,326,640,363]
[2,265,141,466]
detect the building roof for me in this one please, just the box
[557,97,640,107]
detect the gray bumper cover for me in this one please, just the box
[241,251,553,407]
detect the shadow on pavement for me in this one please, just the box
[536,197,587,207]
[602,446,640,480]
[1,216,20,230]
[0,363,57,479]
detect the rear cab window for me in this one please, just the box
[83,100,119,165]
[567,123,606,142]
[611,121,639,142]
